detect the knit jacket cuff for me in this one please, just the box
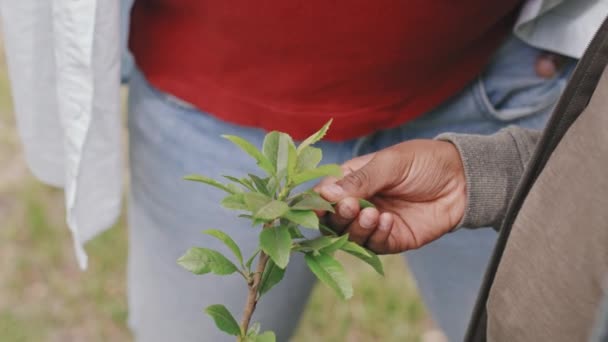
[436,127,540,230]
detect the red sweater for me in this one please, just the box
[130,1,521,141]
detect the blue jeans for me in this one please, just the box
[127,35,574,341]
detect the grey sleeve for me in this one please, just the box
[436,126,542,230]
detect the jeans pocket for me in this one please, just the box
[473,36,575,122]
[474,68,570,122]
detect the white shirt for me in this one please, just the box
[0,0,606,269]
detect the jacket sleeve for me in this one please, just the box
[436,126,541,230]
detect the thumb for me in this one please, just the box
[319,153,394,202]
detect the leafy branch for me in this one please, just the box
[177,120,384,341]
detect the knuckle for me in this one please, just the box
[341,169,370,191]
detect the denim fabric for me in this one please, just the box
[127,35,574,341]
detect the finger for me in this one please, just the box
[312,153,375,193]
[344,207,380,246]
[327,197,360,234]
[366,212,394,253]
[535,52,567,79]
[320,151,400,202]
[340,152,376,173]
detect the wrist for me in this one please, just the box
[442,141,467,231]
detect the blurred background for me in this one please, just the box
[0,36,439,341]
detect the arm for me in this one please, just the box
[316,126,541,254]
[437,126,541,229]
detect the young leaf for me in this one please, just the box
[277,133,296,177]
[319,234,349,254]
[358,198,376,209]
[204,304,241,336]
[283,210,319,229]
[319,223,338,236]
[248,322,261,336]
[254,200,289,221]
[292,164,343,186]
[203,229,243,266]
[177,247,238,275]
[296,146,322,172]
[262,131,280,171]
[259,226,292,268]
[256,331,276,342]
[221,193,248,210]
[286,137,298,179]
[223,135,274,175]
[304,252,353,300]
[287,226,305,239]
[297,119,332,153]
[223,175,256,192]
[259,258,286,296]
[184,174,235,194]
[245,249,260,270]
[341,242,384,276]
[291,192,335,213]
[243,192,272,213]
[249,174,270,196]
[266,175,280,197]
[298,236,341,254]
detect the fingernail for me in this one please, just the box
[378,214,391,231]
[324,183,344,198]
[360,213,375,229]
[339,203,355,219]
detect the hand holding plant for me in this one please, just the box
[177,120,384,341]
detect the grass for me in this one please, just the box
[0,39,436,341]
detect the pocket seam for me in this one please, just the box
[474,76,564,123]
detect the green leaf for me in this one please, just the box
[259,258,286,296]
[184,174,235,194]
[341,242,384,276]
[292,164,343,186]
[296,146,323,172]
[245,249,260,270]
[291,192,335,213]
[297,119,332,153]
[177,248,238,275]
[204,304,241,336]
[358,198,376,209]
[223,175,256,192]
[249,174,270,196]
[319,234,349,254]
[287,226,305,239]
[319,223,338,236]
[254,200,289,221]
[221,193,248,210]
[264,132,297,177]
[283,210,319,229]
[277,133,296,176]
[256,331,276,342]
[247,322,261,336]
[243,192,272,213]
[298,236,340,254]
[223,135,274,175]
[262,131,280,172]
[267,169,286,196]
[203,229,243,266]
[287,138,298,179]
[304,252,353,300]
[259,226,292,268]
[252,218,267,227]
[247,322,260,336]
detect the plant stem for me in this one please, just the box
[239,250,270,338]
